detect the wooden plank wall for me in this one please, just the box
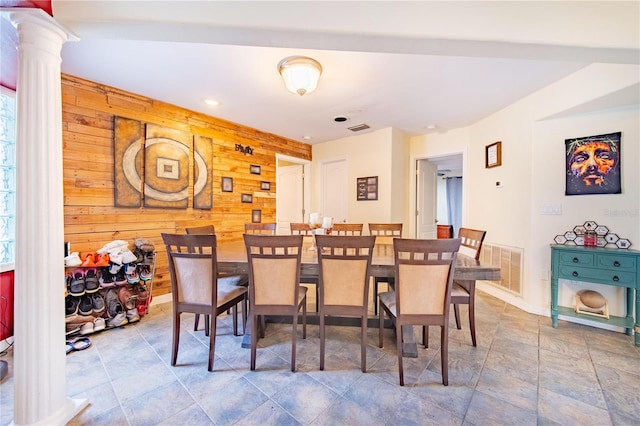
[62,74,311,296]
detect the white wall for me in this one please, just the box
[312,63,638,324]
[531,106,639,316]
[409,63,640,318]
[311,128,411,227]
[390,128,410,232]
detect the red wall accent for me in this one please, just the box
[0,270,14,341]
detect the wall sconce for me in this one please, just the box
[277,56,322,96]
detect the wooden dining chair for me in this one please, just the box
[243,234,307,371]
[185,225,249,337]
[290,222,314,235]
[244,222,277,235]
[331,223,364,236]
[437,224,454,239]
[378,237,461,386]
[368,223,403,315]
[290,222,320,311]
[451,227,486,347]
[316,235,375,372]
[161,233,248,371]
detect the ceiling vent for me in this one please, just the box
[347,123,370,132]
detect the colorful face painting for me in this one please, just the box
[565,132,621,195]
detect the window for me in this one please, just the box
[0,87,16,270]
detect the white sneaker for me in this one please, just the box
[108,310,128,328]
[79,321,94,335]
[109,251,124,265]
[93,317,106,332]
[121,250,137,264]
[126,308,140,323]
[65,252,82,267]
[97,240,129,255]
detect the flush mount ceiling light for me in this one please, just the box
[277,56,322,96]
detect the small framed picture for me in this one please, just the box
[260,181,270,191]
[250,165,261,175]
[241,193,253,203]
[485,141,502,168]
[356,176,378,201]
[222,177,233,192]
[252,209,261,223]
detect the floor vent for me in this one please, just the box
[480,242,523,296]
[348,123,370,132]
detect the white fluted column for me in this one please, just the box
[5,8,84,425]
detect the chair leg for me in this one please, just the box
[291,316,297,372]
[194,313,200,332]
[204,314,210,336]
[172,312,181,366]
[208,314,217,372]
[319,312,325,370]
[250,313,258,370]
[396,321,404,386]
[378,301,384,347]
[259,315,266,338]
[241,296,248,335]
[302,295,307,339]
[232,303,239,336]
[441,325,448,386]
[361,314,367,373]
[373,278,379,315]
[423,325,429,348]
[453,304,462,329]
[469,294,477,347]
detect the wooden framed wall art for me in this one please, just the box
[222,177,233,192]
[485,141,502,168]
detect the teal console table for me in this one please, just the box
[550,244,639,346]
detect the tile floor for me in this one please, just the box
[1,289,640,425]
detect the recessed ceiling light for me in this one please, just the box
[303,135,312,141]
[204,99,220,106]
[426,124,437,130]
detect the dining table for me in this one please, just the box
[216,238,501,357]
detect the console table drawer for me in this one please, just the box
[558,265,636,286]
[597,254,636,271]
[558,252,594,267]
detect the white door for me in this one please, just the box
[276,164,304,234]
[416,159,437,238]
[320,159,348,223]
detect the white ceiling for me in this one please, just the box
[44,1,639,147]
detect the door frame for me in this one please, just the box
[275,154,311,227]
[410,150,466,238]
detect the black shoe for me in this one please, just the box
[92,293,105,315]
[65,295,79,317]
[78,295,93,316]
[85,268,100,293]
[100,268,115,288]
[115,268,127,286]
[69,269,85,296]
[133,247,145,263]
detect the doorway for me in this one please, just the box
[319,158,348,224]
[276,154,311,234]
[415,154,463,238]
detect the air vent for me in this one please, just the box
[348,123,370,132]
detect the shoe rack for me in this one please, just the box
[64,249,156,340]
